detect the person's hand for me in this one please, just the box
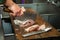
[8,3,25,16]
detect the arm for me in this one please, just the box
[4,0,14,7]
[4,0,25,17]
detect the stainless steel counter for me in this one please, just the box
[0,7,4,40]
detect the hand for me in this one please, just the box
[8,3,25,16]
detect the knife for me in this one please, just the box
[22,27,52,37]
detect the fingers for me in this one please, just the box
[17,9,24,16]
[19,6,26,16]
[16,7,26,16]
[10,13,16,16]
[8,3,26,17]
[21,6,26,12]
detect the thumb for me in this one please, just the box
[10,13,16,16]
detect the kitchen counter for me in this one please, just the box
[10,13,60,40]
[0,8,4,40]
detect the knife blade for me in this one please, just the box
[22,27,52,37]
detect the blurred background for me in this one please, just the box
[0,0,60,40]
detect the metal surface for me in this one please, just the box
[22,27,52,37]
[0,7,4,40]
[2,18,13,34]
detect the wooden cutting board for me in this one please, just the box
[9,9,60,40]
